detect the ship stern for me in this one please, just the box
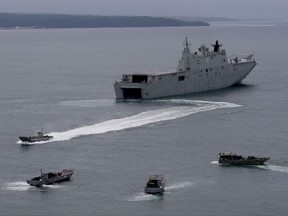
[114,82,143,99]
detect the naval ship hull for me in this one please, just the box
[114,39,256,99]
[114,60,256,99]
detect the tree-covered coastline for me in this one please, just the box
[0,13,209,29]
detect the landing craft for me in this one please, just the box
[218,152,270,166]
[114,38,257,99]
[19,129,53,143]
[27,169,74,187]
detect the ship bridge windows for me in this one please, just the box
[132,75,148,83]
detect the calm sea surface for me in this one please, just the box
[0,21,288,216]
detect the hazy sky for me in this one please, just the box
[1,0,287,19]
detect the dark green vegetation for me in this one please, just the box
[0,13,209,28]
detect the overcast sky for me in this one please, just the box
[1,0,287,20]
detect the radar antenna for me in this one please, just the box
[212,40,222,52]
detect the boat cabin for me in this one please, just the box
[219,152,244,161]
[146,175,164,187]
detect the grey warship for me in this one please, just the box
[114,38,257,99]
[218,152,270,166]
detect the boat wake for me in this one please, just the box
[211,161,288,173]
[2,181,66,191]
[165,181,194,191]
[17,99,240,144]
[126,180,194,201]
[210,161,219,165]
[126,193,163,202]
[257,165,288,173]
[16,140,50,145]
[2,181,31,191]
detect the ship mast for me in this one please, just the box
[184,37,191,53]
[182,37,191,71]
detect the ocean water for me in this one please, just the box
[0,21,288,216]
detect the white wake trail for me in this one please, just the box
[17,100,240,144]
[49,101,240,142]
[126,193,163,202]
[3,181,31,191]
[165,181,194,190]
[257,165,288,173]
[126,180,194,201]
[2,181,67,191]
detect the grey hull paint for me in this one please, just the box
[114,39,257,99]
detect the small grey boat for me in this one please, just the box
[144,175,165,194]
[218,152,270,165]
[27,169,74,187]
[19,130,53,143]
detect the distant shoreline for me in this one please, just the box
[0,13,209,29]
